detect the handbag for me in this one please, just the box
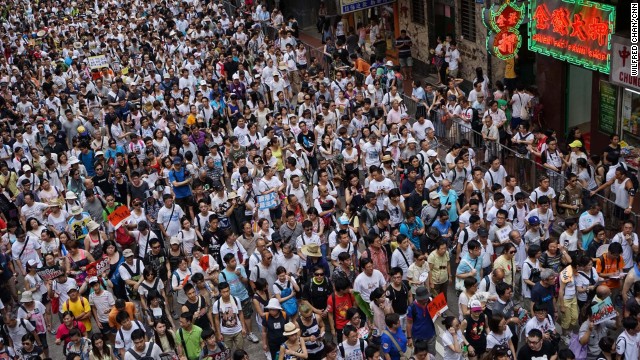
[382,330,412,360]
[568,333,587,360]
[455,259,473,291]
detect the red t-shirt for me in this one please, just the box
[326,292,356,330]
[55,321,87,345]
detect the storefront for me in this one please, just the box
[336,0,399,56]
[605,35,640,166]
[527,0,616,151]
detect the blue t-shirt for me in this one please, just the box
[381,327,408,360]
[406,301,436,341]
[399,218,424,249]
[456,253,482,283]
[168,167,193,199]
[219,268,249,301]
[439,191,459,221]
[78,150,95,176]
[433,220,452,237]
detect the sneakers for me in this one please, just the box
[248,332,259,343]
[562,334,571,345]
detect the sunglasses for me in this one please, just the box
[314,272,324,276]
[508,251,516,254]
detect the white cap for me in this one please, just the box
[22,164,31,172]
[426,150,437,157]
[232,73,240,80]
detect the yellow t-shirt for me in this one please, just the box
[62,296,92,331]
[494,255,515,286]
[504,58,516,79]
[427,251,450,284]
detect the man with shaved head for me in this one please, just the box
[479,268,505,312]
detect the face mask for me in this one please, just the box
[9,234,16,244]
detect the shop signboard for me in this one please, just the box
[610,36,640,92]
[339,0,395,14]
[599,80,617,135]
[482,2,525,60]
[528,0,616,74]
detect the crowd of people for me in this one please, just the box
[0,0,638,360]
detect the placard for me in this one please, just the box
[427,293,448,320]
[86,257,110,277]
[599,80,618,135]
[107,206,131,228]
[87,55,109,69]
[528,0,616,74]
[591,296,616,325]
[36,265,64,281]
[256,193,278,210]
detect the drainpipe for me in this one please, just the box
[486,0,493,87]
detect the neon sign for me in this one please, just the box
[528,0,616,74]
[482,1,525,60]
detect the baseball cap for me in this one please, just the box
[569,140,583,148]
[470,300,483,312]
[429,192,440,200]
[528,216,540,225]
[426,150,437,157]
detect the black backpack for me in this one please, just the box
[127,343,155,360]
[525,262,541,288]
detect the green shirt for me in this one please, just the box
[177,325,203,360]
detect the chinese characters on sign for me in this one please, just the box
[340,0,395,14]
[528,0,616,74]
[482,2,525,60]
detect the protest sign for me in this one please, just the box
[87,55,108,69]
[86,257,110,277]
[591,296,616,325]
[427,293,448,320]
[257,192,278,210]
[107,206,131,229]
[36,265,64,281]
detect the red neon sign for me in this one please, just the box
[528,0,616,74]
[483,2,525,60]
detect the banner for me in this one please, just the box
[86,257,110,277]
[36,265,64,281]
[591,296,616,325]
[339,0,395,14]
[256,193,278,210]
[87,55,109,69]
[427,293,448,320]
[107,206,131,229]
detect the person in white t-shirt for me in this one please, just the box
[368,167,394,209]
[353,258,386,318]
[509,85,532,130]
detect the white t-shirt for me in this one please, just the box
[362,142,382,167]
[89,290,116,323]
[486,327,513,350]
[522,259,540,298]
[353,270,386,302]
[559,230,579,252]
[369,178,394,209]
[574,267,599,302]
[115,321,145,350]
[212,296,243,335]
[617,332,640,360]
[337,339,368,360]
[124,343,163,360]
[390,247,414,280]
[442,329,465,360]
[259,176,283,205]
[512,92,532,119]
[157,204,185,236]
[612,232,640,269]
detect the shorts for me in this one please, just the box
[269,206,283,222]
[399,57,413,67]
[98,321,114,335]
[38,333,48,349]
[241,298,253,319]
[175,196,195,216]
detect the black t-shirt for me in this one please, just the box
[516,340,556,360]
[302,278,333,310]
[202,228,224,268]
[93,172,113,194]
[386,281,410,315]
[297,131,315,151]
[464,313,487,353]
[184,295,211,331]
[531,283,556,318]
[144,249,169,280]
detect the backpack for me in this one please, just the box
[169,268,192,293]
[525,262,541,288]
[578,270,598,304]
[121,260,143,300]
[597,254,623,275]
[127,343,155,360]
[274,281,298,317]
[118,320,144,346]
[516,132,531,155]
[216,295,239,314]
[621,164,640,194]
[338,338,366,359]
[482,275,491,292]
[451,167,468,183]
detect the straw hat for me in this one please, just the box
[301,244,322,257]
[283,322,299,336]
[381,154,393,163]
[87,220,100,233]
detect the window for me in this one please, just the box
[460,0,476,42]
[411,0,426,25]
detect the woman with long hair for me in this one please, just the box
[89,332,114,360]
[485,313,516,357]
[153,319,179,357]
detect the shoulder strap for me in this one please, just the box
[127,348,143,360]
[383,330,403,352]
